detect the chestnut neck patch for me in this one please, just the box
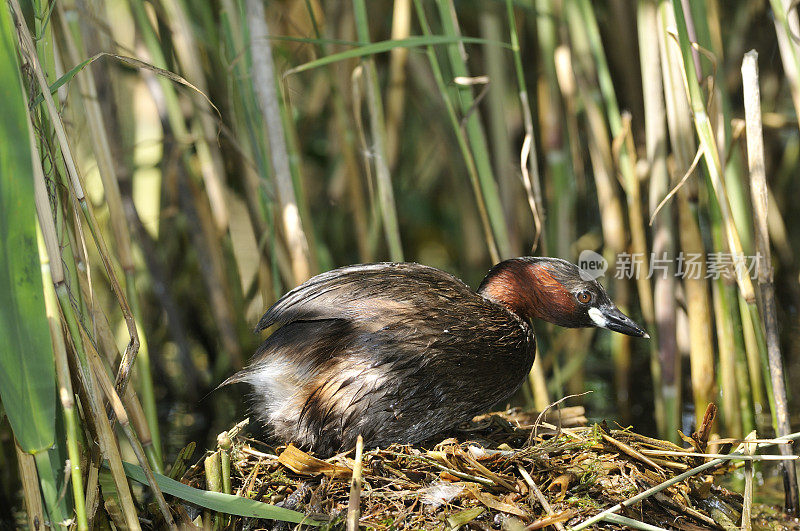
[478,259,577,323]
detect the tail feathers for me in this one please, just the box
[202,369,250,403]
[214,358,309,442]
[216,370,249,390]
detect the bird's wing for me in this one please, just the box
[254,262,475,331]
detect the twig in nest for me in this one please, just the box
[601,433,665,475]
[346,435,364,531]
[691,403,717,452]
[517,465,566,531]
[529,391,592,444]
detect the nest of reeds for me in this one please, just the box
[172,404,797,530]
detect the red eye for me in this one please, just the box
[577,291,591,304]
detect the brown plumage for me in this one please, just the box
[221,257,647,456]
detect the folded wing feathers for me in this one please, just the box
[255,262,471,332]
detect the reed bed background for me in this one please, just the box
[1,0,800,527]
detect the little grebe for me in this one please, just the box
[222,257,647,456]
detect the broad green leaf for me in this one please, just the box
[285,35,508,76]
[0,1,56,453]
[118,460,323,525]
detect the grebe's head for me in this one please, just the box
[478,257,649,338]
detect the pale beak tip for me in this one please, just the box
[642,332,650,339]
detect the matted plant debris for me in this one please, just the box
[173,406,799,530]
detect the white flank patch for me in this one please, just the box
[244,356,391,440]
[588,307,608,328]
[245,359,302,423]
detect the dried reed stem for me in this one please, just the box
[385,0,411,168]
[15,441,45,531]
[741,50,799,514]
[247,0,312,283]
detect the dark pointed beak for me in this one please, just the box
[589,305,650,338]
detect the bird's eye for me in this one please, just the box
[576,291,592,304]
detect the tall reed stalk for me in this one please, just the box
[742,50,799,514]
